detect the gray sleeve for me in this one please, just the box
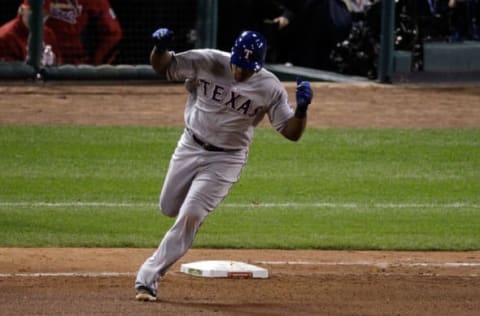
[268,88,294,132]
[166,50,201,81]
[166,49,228,82]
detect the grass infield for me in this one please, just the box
[0,126,479,250]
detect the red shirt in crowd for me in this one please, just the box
[0,15,60,64]
[46,0,122,64]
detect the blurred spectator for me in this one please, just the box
[46,0,123,64]
[289,0,353,70]
[217,0,353,69]
[258,1,303,64]
[347,0,373,13]
[0,0,61,65]
[217,0,301,64]
[109,0,196,64]
[448,0,480,41]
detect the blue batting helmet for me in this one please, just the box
[230,31,267,72]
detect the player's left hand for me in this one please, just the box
[152,28,174,52]
[295,77,313,116]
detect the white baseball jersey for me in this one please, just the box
[166,49,294,149]
[135,48,297,297]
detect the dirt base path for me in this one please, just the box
[1,82,480,128]
[1,82,480,315]
[1,248,480,316]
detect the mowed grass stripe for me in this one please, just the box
[0,126,479,249]
[0,201,479,209]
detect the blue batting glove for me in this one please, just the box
[295,77,313,118]
[152,28,174,52]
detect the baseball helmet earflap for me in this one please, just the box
[230,31,267,72]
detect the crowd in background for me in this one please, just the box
[218,0,480,77]
[0,0,122,67]
[0,0,479,77]
[217,0,354,70]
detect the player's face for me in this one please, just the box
[231,64,255,82]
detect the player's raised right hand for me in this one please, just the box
[152,28,174,53]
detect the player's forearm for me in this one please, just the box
[150,47,172,77]
[285,78,312,141]
[281,116,307,141]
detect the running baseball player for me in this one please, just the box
[135,28,313,302]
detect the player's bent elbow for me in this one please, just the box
[150,50,171,77]
[280,124,305,141]
[280,129,303,142]
[280,117,306,141]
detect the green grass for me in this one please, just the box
[0,126,479,250]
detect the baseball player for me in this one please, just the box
[135,28,313,302]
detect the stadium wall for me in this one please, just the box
[1,1,480,83]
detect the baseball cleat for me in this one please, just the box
[135,286,157,302]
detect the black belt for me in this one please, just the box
[191,133,238,152]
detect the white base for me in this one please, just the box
[180,260,269,279]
